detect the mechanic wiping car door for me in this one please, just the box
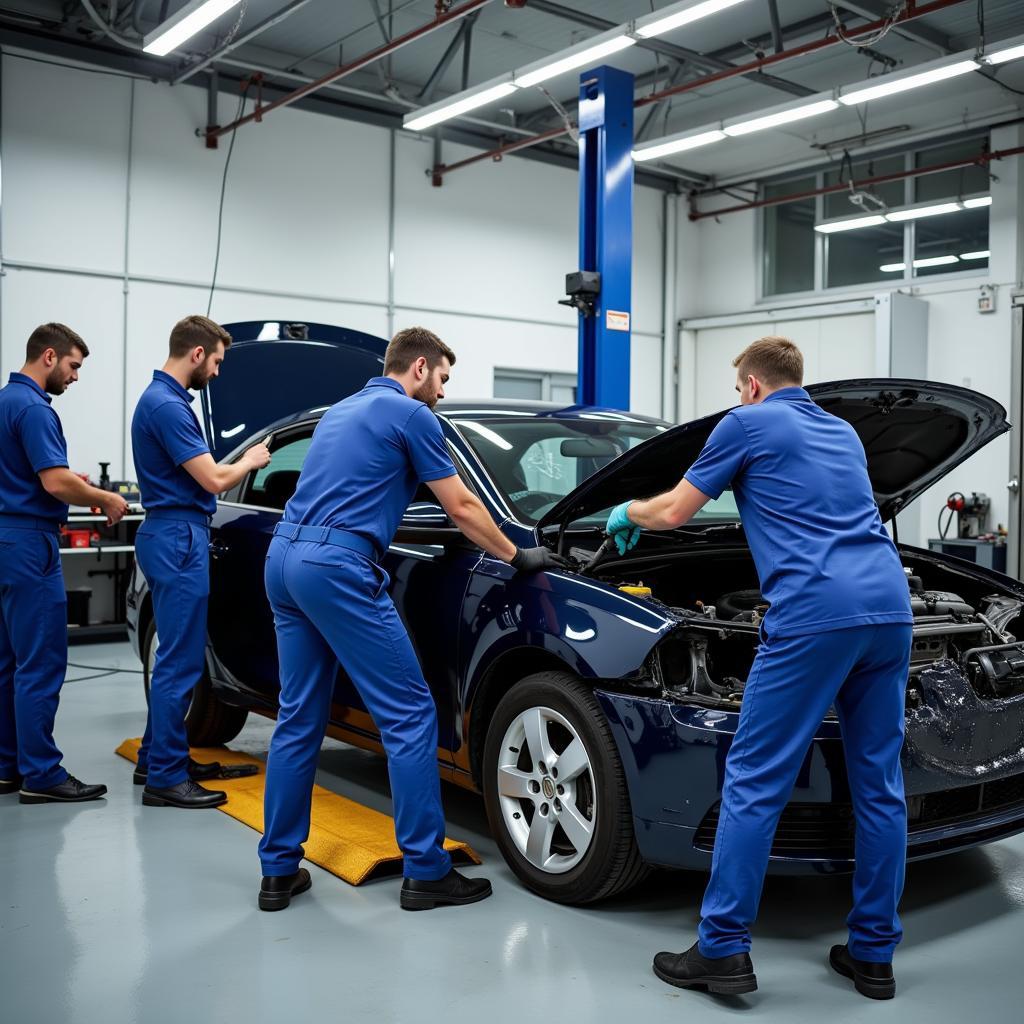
[131,316,270,810]
[257,326,566,912]
[606,337,913,1001]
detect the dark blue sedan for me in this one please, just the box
[127,321,1024,904]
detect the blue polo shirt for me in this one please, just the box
[684,386,912,639]
[0,373,70,524]
[284,377,457,556]
[131,371,215,516]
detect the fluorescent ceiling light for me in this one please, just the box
[632,128,725,162]
[839,59,977,105]
[913,255,959,268]
[814,214,887,234]
[724,98,838,136]
[404,81,517,131]
[885,202,962,222]
[983,41,1024,65]
[634,0,752,39]
[515,34,635,89]
[143,0,242,56]
[960,250,991,260]
[963,195,992,208]
[879,263,906,272]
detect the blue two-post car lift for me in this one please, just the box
[569,65,635,411]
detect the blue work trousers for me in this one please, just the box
[259,533,452,881]
[134,515,210,789]
[698,622,912,963]
[0,524,69,790]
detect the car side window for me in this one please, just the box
[242,433,312,510]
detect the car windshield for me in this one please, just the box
[450,414,740,527]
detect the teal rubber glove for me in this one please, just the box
[606,501,641,555]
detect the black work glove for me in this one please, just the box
[511,546,570,574]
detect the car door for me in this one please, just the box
[206,426,313,702]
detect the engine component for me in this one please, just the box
[716,588,769,622]
[619,584,652,598]
[909,591,975,618]
[964,642,1024,699]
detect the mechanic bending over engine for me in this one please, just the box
[257,326,567,912]
[1,324,128,804]
[606,337,913,1000]
[131,316,271,810]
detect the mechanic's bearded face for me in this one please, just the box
[189,342,226,391]
[44,349,84,395]
[413,357,451,410]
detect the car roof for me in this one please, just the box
[265,398,669,432]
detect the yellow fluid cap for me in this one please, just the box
[619,585,652,598]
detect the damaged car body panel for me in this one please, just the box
[124,332,1024,900]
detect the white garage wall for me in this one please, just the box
[0,49,667,482]
[672,124,1024,554]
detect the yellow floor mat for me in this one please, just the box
[116,738,481,884]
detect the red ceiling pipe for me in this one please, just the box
[207,0,495,141]
[433,0,973,181]
[687,144,1024,220]
[435,125,571,178]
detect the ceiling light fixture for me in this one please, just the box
[913,255,960,268]
[963,195,993,208]
[143,0,242,56]
[814,214,888,234]
[983,39,1024,65]
[634,0,753,39]
[404,79,518,132]
[515,33,635,89]
[885,202,963,222]
[839,59,978,105]
[960,250,991,260]
[879,263,906,272]
[632,128,726,162]
[723,97,839,136]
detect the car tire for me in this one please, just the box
[142,619,248,747]
[482,671,650,904]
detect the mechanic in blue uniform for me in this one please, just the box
[257,326,568,912]
[1,323,128,803]
[131,315,270,809]
[607,337,913,1000]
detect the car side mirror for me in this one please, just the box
[394,500,462,544]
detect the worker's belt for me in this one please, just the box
[0,514,60,534]
[273,521,379,561]
[145,508,211,526]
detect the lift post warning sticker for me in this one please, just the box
[606,310,630,332]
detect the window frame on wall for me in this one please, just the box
[758,133,992,302]
[493,368,578,404]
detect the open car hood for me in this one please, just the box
[200,321,387,461]
[537,379,1009,530]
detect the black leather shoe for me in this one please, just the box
[829,944,895,999]
[142,778,227,808]
[19,776,107,804]
[400,869,492,910]
[653,942,758,995]
[133,758,223,786]
[0,776,23,795]
[259,869,312,912]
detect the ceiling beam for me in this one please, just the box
[831,1,953,55]
[525,0,815,98]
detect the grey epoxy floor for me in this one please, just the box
[1,643,1023,1024]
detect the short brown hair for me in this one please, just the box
[168,315,232,359]
[732,336,803,388]
[384,326,456,376]
[26,323,89,362]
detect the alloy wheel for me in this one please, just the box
[496,705,596,873]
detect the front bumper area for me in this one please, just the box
[595,690,1024,873]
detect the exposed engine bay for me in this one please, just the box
[582,544,1024,711]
